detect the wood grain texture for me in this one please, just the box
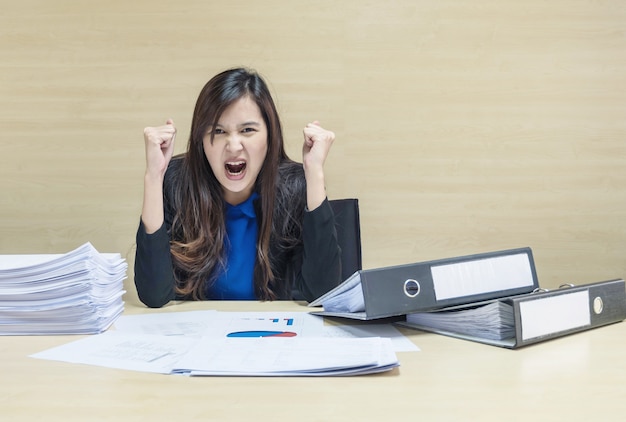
[1,1,624,293]
[1,300,626,421]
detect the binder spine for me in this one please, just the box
[514,279,626,347]
[362,247,538,319]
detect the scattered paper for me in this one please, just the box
[31,310,417,376]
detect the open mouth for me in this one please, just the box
[225,161,246,175]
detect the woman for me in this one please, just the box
[134,67,342,307]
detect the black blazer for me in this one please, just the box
[134,157,342,307]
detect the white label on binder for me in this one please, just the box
[431,253,534,300]
[519,290,591,341]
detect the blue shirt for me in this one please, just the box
[207,193,259,300]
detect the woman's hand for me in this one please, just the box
[302,121,335,210]
[302,121,335,173]
[143,118,177,180]
[141,119,176,234]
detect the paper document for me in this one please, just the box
[30,331,198,374]
[174,336,398,376]
[321,323,419,352]
[114,311,326,337]
[114,311,416,351]
[114,311,218,337]
[309,272,365,312]
[0,242,127,335]
[32,330,399,376]
[32,311,411,376]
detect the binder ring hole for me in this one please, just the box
[404,279,420,298]
[593,297,604,314]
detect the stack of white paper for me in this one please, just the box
[0,242,127,335]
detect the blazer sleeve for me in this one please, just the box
[134,219,176,308]
[293,198,342,302]
[134,160,179,308]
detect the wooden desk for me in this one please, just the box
[2,300,625,421]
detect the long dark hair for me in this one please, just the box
[169,68,292,300]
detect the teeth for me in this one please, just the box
[225,161,246,174]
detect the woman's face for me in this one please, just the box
[203,96,268,205]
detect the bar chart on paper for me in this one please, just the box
[227,331,297,337]
[226,317,298,337]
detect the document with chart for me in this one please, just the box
[30,311,405,376]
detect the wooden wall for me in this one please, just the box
[2,1,624,305]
